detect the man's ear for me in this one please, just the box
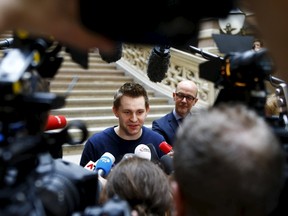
[171,181,186,216]
[112,106,119,117]
[146,105,150,114]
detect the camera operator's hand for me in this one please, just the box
[0,0,116,52]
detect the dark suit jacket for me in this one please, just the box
[152,111,179,146]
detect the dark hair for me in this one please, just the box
[174,103,286,216]
[113,82,149,109]
[101,157,173,216]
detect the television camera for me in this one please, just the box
[189,43,288,148]
[0,33,130,216]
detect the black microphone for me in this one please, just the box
[146,143,160,162]
[160,154,174,175]
[99,42,123,63]
[147,45,170,83]
[0,38,13,49]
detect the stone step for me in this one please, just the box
[51,89,156,98]
[61,62,117,69]
[50,82,127,91]
[62,97,170,107]
[50,104,174,117]
[53,74,133,82]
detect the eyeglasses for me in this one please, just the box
[175,92,196,102]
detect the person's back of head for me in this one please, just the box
[172,103,286,216]
[100,156,173,216]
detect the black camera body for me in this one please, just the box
[0,33,130,216]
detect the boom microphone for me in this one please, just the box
[134,144,151,160]
[159,141,173,154]
[45,115,67,131]
[94,152,115,177]
[99,42,123,63]
[147,45,170,83]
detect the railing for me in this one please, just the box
[117,44,217,109]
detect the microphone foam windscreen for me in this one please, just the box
[160,155,174,175]
[45,115,67,131]
[159,142,173,154]
[147,45,170,83]
[146,143,160,162]
[134,144,151,160]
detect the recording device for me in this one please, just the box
[146,143,161,163]
[160,154,174,175]
[134,144,151,160]
[45,115,67,131]
[147,45,171,82]
[0,34,131,215]
[159,141,173,154]
[189,38,288,149]
[94,152,115,177]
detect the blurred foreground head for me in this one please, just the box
[173,103,286,216]
[101,156,173,216]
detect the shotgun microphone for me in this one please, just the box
[147,45,170,82]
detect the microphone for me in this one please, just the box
[45,115,67,131]
[160,155,174,175]
[0,38,14,49]
[159,141,173,154]
[147,45,171,83]
[99,42,123,63]
[94,152,115,177]
[84,160,96,171]
[134,144,151,160]
[146,143,160,162]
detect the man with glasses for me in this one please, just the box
[152,80,198,146]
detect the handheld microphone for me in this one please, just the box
[146,143,160,162]
[45,115,67,131]
[160,155,174,175]
[159,141,173,154]
[147,45,171,83]
[95,152,115,177]
[84,160,96,171]
[134,144,151,160]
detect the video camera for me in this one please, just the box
[189,36,288,148]
[0,32,130,216]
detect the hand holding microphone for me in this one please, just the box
[159,141,174,157]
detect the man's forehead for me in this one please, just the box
[119,96,146,108]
